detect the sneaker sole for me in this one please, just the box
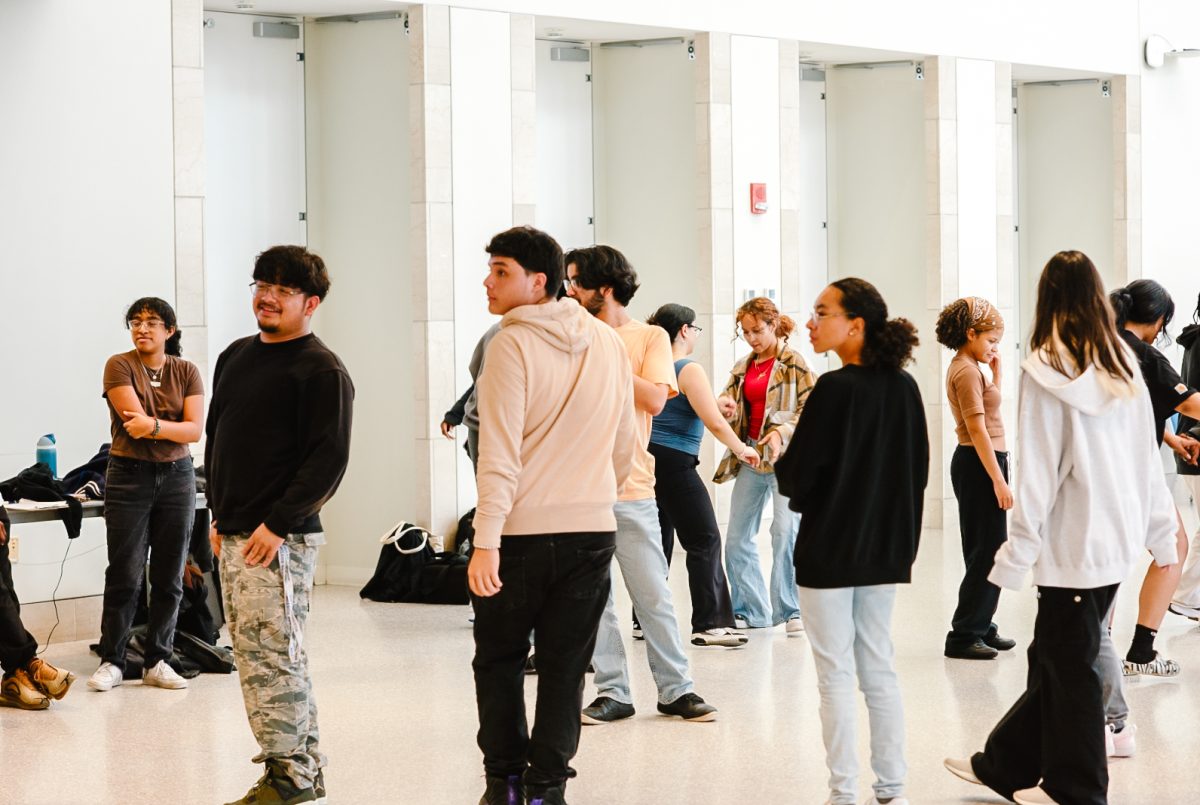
[943,759,982,785]
[580,712,633,725]
[1168,602,1200,621]
[659,709,717,723]
[87,679,121,692]
[142,678,189,690]
[691,636,749,647]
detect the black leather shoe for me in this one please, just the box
[983,628,1017,651]
[656,692,717,722]
[945,639,998,660]
[581,696,635,724]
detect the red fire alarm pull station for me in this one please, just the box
[750,183,767,214]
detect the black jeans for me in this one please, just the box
[99,456,195,670]
[472,531,615,791]
[947,446,1009,647]
[0,510,38,675]
[972,584,1118,805]
[648,442,736,633]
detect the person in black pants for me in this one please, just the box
[934,297,1016,660]
[645,303,758,647]
[0,506,75,709]
[944,251,1179,805]
[468,227,637,805]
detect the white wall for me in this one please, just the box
[825,64,930,388]
[535,40,594,251]
[450,8,512,516]
[204,12,308,372]
[462,0,1140,76]
[1016,81,1114,352]
[730,36,781,306]
[1,1,175,602]
[794,73,831,372]
[1141,1,1200,369]
[592,41,696,321]
[304,17,411,585]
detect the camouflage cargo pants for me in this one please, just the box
[221,532,326,788]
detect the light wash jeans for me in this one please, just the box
[799,585,905,805]
[591,498,693,705]
[724,465,801,627]
[1097,596,1127,731]
[1173,475,1200,608]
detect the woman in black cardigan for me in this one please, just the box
[776,278,928,805]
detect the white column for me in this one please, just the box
[1112,75,1142,284]
[173,0,207,380]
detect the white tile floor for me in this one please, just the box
[6,503,1200,804]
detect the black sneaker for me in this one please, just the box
[526,783,567,805]
[581,696,634,724]
[945,639,998,660]
[656,692,717,722]
[983,627,1016,651]
[479,774,525,805]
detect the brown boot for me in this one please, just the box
[27,657,76,700]
[0,669,51,710]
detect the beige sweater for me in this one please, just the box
[473,298,637,548]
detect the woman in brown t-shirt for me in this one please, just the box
[935,297,1015,661]
[89,297,204,694]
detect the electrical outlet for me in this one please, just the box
[8,534,18,563]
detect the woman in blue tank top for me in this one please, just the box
[646,304,760,647]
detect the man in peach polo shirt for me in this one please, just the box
[565,245,719,725]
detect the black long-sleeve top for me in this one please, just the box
[205,334,354,537]
[775,364,929,588]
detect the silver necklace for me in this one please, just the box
[144,361,164,388]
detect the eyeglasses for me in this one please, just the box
[127,318,165,331]
[687,323,703,334]
[809,309,850,323]
[249,281,304,299]
[563,277,587,291]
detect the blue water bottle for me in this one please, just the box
[36,434,57,477]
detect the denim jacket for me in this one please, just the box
[713,343,817,483]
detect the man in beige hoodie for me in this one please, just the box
[469,226,637,805]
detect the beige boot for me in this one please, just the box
[0,669,51,710]
[27,657,76,700]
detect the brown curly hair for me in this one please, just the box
[935,297,1002,350]
[734,297,795,342]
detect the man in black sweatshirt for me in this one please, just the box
[206,245,353,805]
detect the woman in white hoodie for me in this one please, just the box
[944,251,1178,805]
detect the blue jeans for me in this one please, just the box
[799,585,906,805]
[99,455,195,670]
[591,499,693,705]
[724,466,800,627]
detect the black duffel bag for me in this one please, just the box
[360,522,469,605]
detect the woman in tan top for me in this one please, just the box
[935,297,1016,661]
[89,297,204,693]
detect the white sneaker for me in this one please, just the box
[785,617,805,637]
[1014,786,1059,805]
[1107,723,1136,758]
[142,660,188,690]
[87,662,124,692]
[691,628,749,647]
[733,616,749,630]
[1169,600,1200,620]
[943,757,982,785]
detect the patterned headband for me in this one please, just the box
[968,297,1004,330]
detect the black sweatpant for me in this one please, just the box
[0,509,38,675]
[972,584,1118,805]
[947,445,1009,648]
[648,442,736,633]
[472,531,615,791]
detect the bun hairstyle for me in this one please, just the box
[935,296,1004,350]
[125,297,182,357]
[647,303,696,343]
[1031,250,1135,389]
[734,297,795,342]
[1110,279,1175,341]
[830,278,918,369]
